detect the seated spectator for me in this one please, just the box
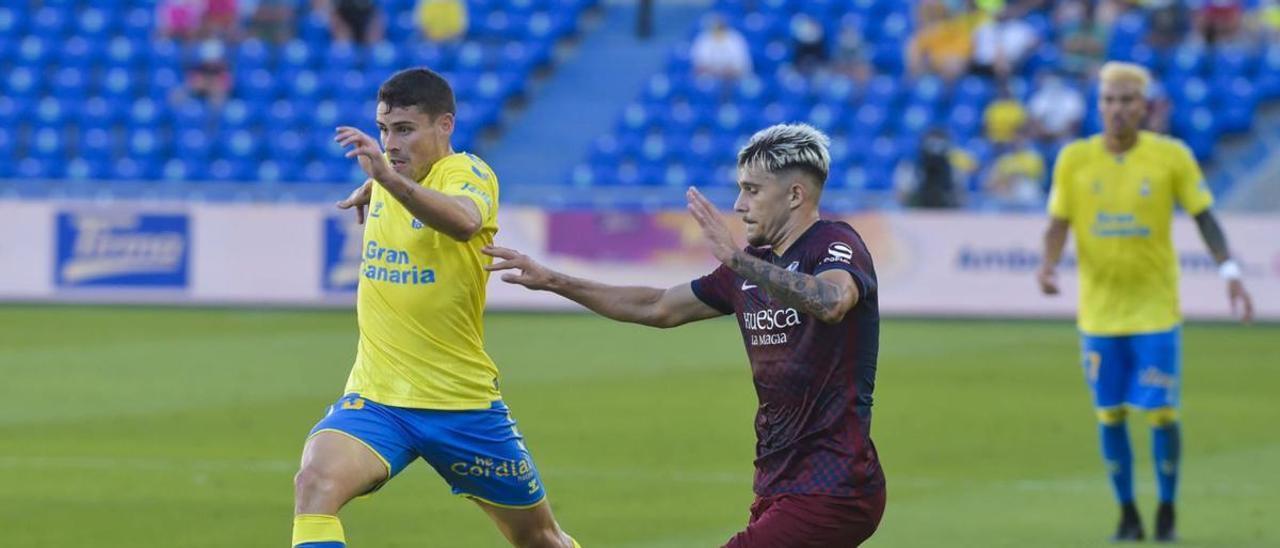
[907,2,982,82]
[984,131,1045,209]
[203,0,240,40]
[790,13,828,75]
[898,128,971,209]
[1144,81,1173,134]
[1055,0,1106,78]
[832,18,872,84]
[1195,0,1244,46]
[326,0,385,44]
[1027,71,1085,145]
[984,82,1028,145]
[1146,0,1190,49]
[243,0,295,44]
[691,15,753,81]
[417,0,468,43]
[971,8,1039,78]
[157,0,204,41]
[186,38,232,107]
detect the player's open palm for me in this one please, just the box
[686,186,738,264]
[335,127,394,183]
[482,246,555,290]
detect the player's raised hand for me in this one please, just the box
[686,186,738,265]
[482,246,557,290]
[335,126,395,183]
[1228,279,1254,324]
[335,179,374,224]
[1037,266,1060,296]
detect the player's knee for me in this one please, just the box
[1096,406,1127,425]
[1146,407,1178,427]
[294,465,346,510]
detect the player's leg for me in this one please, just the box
[293,394,417,547]
[472,500,578,548]
[1081,334,1143,540]
[723,492,886,548]
[413,401,578,548]
[1130,327,1182,542]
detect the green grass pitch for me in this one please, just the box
[1,306,1276,547]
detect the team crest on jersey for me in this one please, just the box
[411,218,423,230]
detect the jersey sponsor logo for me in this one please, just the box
[55,212,188,288]
[459,182,494,211]
[362,240,437,285]
[449,456,536,481]
[742,307,801,331]
[1092,212,1151,238]
[322,215,363,292]
[822,242,855,265]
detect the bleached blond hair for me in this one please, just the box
[737,123,831,185]
[1099,61,1152,92]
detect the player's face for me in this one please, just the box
[1099,80,1147,139]
[375,102,454,180]
[734,166,794,248]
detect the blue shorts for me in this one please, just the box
[1080,327,1181,410]
[308,394,546,508]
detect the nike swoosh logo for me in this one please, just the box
[741,280,757,290]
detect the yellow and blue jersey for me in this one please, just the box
[344,152,501,409]
[1048,131,1214,336]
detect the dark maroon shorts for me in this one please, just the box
[723,488,887,548]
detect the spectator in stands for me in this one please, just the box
[1056,0,1107,78]
[1146,0,1190,49]
[1262,0,1280,40]
[417,0,468,43]
[243,0,295,44]
[157,0,204,41]
[832,18,872,84]
[1195,0,1245,46]
[691,15,753,81]
[185,38,233,107]
[1144,81,1173,134]
[325,0,386,44]
[1028,70,1085,146]
[984,81,1028,146]
[900,128,966,209]
[984,129,1046,209]
[790,13,829,75]
[971,7,1039,79]
[203,0,240,40]
[907,1,980,82]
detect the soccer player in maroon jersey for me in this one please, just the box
[484,124,886,547]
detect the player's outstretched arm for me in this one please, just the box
[1037,217,1070,295]
[686,187,859,324]
[483,246,724,328]
[335,126,482,241]
[1193,210,1254,323]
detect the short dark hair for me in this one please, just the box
[377,67,456,118]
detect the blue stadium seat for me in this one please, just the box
[32,7,70,36]
[122,7,153,38]
[35,97,71,127]
[78,128,116,164]
[0,7,25,37]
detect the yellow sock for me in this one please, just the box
[292,514,345,547]
[568,534,582,548]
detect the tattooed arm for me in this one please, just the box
[727,250,860,323]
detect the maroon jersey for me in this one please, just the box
[691,220,884,498]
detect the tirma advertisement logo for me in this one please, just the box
[55,212,189,288]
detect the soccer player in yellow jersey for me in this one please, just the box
[290,68,580,548]
[1037,62,1255,543]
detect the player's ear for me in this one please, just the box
[434,112,455,135]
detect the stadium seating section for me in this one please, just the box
[572,0,1280,200]
[0,0,594,183]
